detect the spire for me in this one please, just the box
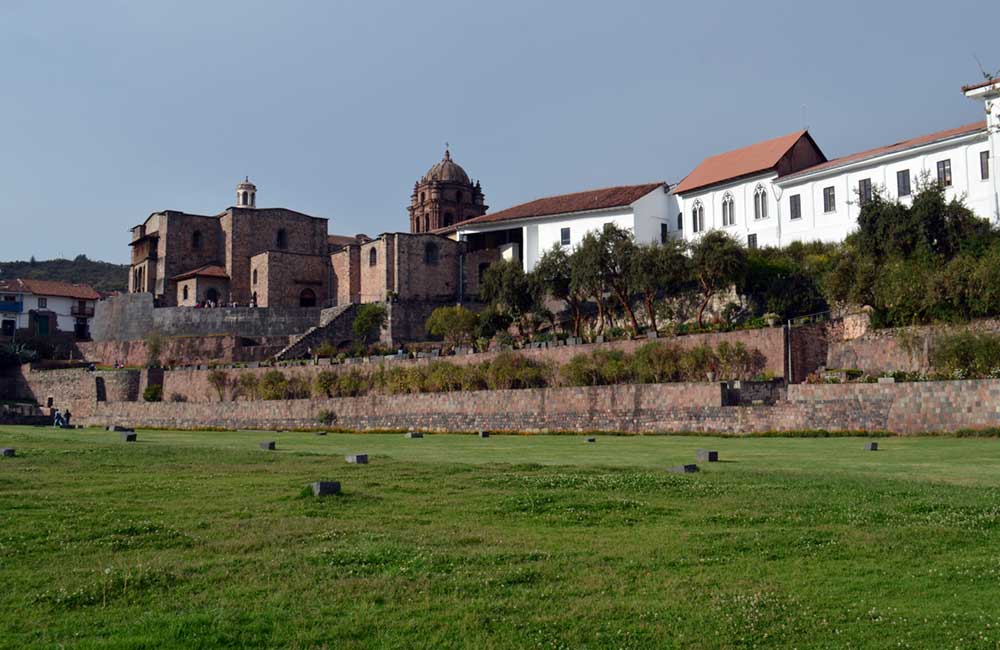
[444,142,451,161]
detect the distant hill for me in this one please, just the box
[0,256,128,293]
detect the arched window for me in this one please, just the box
[423,215,430,231]
[676,212,683,231]
[424,242,439,265]
[192,230,202,250]
[276,229,288,249]
[721,193,735,227]
[182,285,189,301]
[252,269,258,285]
[443,212,453,226]
[420,192,426,203]
[754,185,768,220]
[299,288,317,307]
[369,248,377,266]
[241,191,247,206]
[692,201,705,233]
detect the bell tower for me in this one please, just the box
[236,177,257,208]
[409,147,486,233]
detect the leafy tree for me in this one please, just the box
[353,304,387,344]
[598,224,641,334]
[142,384,163,402]
[237,374,260,400]
[475,305,513,340]
[207,369,229,402]
[532,245,586,337]
[690,231,747,327]
[425,305,480,348]
[480,260,537,334]
[571,232,610,333]
[631,239,690,333]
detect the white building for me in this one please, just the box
[0,278,101,340]
[673,80,1000,248]
[445,182,677,271]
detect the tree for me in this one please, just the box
[480,260,536,334]
[425,305,480,348]
[630,240,690,333]
[207,369,229,402]
[237,374,260,401]
[353,304,387,344]
[598,224,641,334]
[571,232,609,334]
[690,231,748,327]
[532,245,586,337]
[144,332,163,368]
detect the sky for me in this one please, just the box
[1,0,998,264]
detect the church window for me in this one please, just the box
[660,223,668,244]
[420,192,426,203]
[753,185,768,220]
[424,215,430,232]
[252,269,258,285]
[691,201,705,233]
[721,193,735,226]
[299,288,317,308]
[424,242,439,265]
[276,229,288,249]
[456,191,463,203]
[369,248,378,266]
[192,230,202,250]
[183,285,189,301]
[748,234,758,249]
[676,213,683,231]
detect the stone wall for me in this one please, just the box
[78,335,289,367]
[84,378,1000,435]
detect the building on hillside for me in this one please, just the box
[438,182,676,272]
[672,80,1000,248]
[0,278,100,340]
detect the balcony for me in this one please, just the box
[71,305,95,317]
[0,301,23,314]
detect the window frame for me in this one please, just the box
[936,159,952,187]
[747,234,758,250]
[897,169,911,197]
[981,150,990,181]
[823,186,836,213]
[722,193,735,226]
[789,194,801,220]
[660,223,669,244]
[560,227,571,247]
[368,248,378,267]
[753,185,768,220]
[38,297,47,309]
[858,178,872,206]
[691,201,705,233]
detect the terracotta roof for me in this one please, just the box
[781,121,987,181]
[448,182,665,231]
[171,265,229,281]
[673,130,815,194]
[0,278,101,300]
[962,78,1000,92]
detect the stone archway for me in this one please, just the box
[299,288,317,308]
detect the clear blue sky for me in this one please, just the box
[1,0,998,263]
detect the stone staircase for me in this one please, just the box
[272,304,357,361]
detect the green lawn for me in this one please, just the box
[2,426,1000,649]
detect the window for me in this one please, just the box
[424,242,439,265]
[936,159,952,186]
[423,215,429,232]
[660,223,669,244]
[192,230,202,250]
[560,227,571,246]
[897,170,911,197]
[38,297,47,309]
[369,248,377,266]
[753,185,768,220]
[982,151,991,180]
[252,269,258,285]
[182,285,189,301]
[276,229,288,249]
[420,192,426,203]
[443,212,453,226]
[721,193,735,226]
[747,234,758,250]
[789,194,801,220]
[299,288,317,308]
[691,201,705,233]
[858,178,872,206]
[823,186,836,213]
[676,213,683,231]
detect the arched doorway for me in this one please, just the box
[299,288,317,307]
[205,288,220,304]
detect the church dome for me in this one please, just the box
[421,148,471,185]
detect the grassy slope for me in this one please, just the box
[2,427,1000,649]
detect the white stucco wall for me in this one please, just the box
[0,291,95,334]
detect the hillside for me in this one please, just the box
[0,256,128,293]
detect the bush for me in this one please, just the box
[484,353,550,390]
[423,361,466,393]
[168,392,187,402]
[715,341,766,380]
[314,371,339,398]
[145,332,163,368]
[560,349,632,386]
[317,410,337,426]
[143,384,163,402]
[286,376,311,399]
[315,341,337,358]
[930,331,1000,378]
[425,306,479,348]
[259,371,288,400]
[632,342,683,383]
[353,304,387,344]
[237,374,260,401]
[337,370,366,397]
[207,369,229,402]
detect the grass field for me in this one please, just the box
[3,426,1000,649]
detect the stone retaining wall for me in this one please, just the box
[84,378,1000,435]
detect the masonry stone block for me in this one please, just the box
[668,464,699,473]
[1,448,15,457]
[311,481,341,496]
[121,433,137,442]
[260,441,276,450]
[405,431,423,439]
[696,449,719,462]
[865,442,879,451]
[346,454,368,464]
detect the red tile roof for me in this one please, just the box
[0,278,101,301]
[446,182,665,231]
[962,78,1000,92]
[171,265,229,281]
[781,121,987,181]
[673,130,814,194]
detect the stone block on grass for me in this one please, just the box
[478,430,490,438]
[311,481,341,496]
[405,431,423,439]
[696,449,719,462]
[260,441,276,450]
[1,448,15,457]
[668,464,699,474]
[585,437,596,443]
[865,442,879,451]
[121,433,137,442]
[346,454,368,464]
[108,425,134,433]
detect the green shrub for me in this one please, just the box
[560,349,632,386]
[259,371,289,400]
[632,342,683,383]
[317,410,337,426]
[207,369,229,402]
[485,352,550,390]
[143,384,163,402]
[315,341,337,358]
[715,341,766,380]
[314,371,339,398]
[679,345,718,381]
[425,306,479,348]
[337,370,366,397]
[353,304,387,344]
[286,376,311,399]
[237,374,260,401]
[930,331,1000,378]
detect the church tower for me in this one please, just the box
[409,147,487,233]
[236,177,257,208]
